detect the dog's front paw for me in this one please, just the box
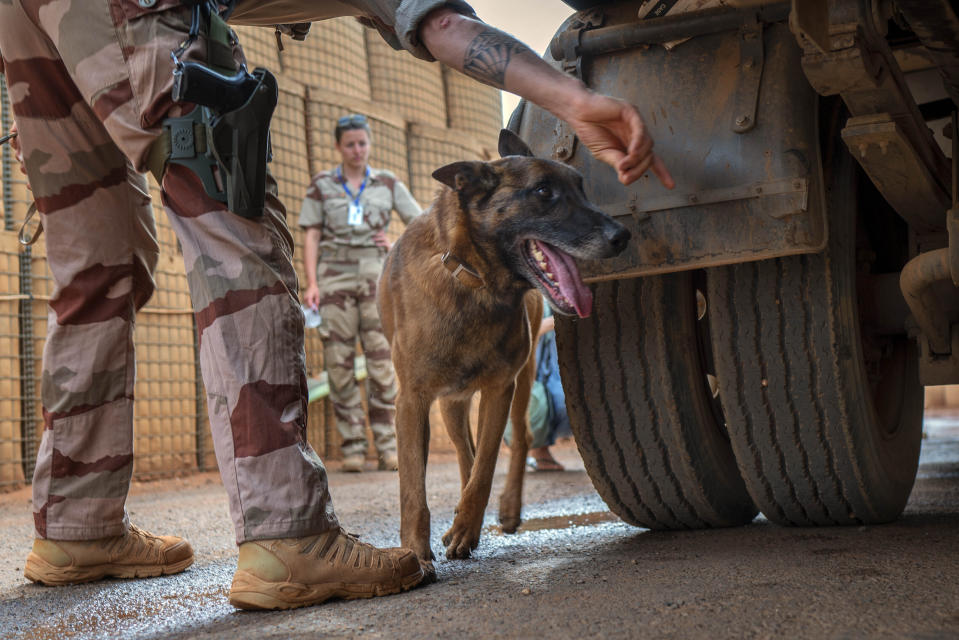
[499,513,521,534]
[442,522,479,559]
[419,559,438,584]
[499,494,521,534]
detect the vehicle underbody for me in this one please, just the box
[511,0,959,528]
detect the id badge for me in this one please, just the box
[348,202,363,226]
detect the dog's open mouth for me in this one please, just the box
[523,239,592,318]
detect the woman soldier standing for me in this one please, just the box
[300,114,422,472]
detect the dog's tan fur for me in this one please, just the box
[378,131,629,578]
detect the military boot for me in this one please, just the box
[24,524,194,586]
[341,453,365,472]
[228,527,424,610]
[378,451,398,471]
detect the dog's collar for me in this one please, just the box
[441,251,485,289]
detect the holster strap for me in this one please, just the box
[17,202,43,246]
[145,120,208,184]
[324,246,386,260]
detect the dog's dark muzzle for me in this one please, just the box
[606,221,631,255]
[588,211,631,258]
[558,207,632,260]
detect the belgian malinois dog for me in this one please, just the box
[378,129,630,579]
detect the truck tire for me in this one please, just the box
[555,273,757,530]
[704,108,923,526]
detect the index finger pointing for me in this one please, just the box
[651,154,675,190]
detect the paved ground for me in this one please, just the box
[1,417,958,640]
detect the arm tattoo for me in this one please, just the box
[462,29,535,89]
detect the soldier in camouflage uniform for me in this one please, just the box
[0,0,476,609]
[300,114,421,472]
[0,0,671,611]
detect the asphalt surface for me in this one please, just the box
[1,417,958,640]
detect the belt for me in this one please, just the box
[321,246,385,261]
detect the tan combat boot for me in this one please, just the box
[24,524,194,586]
[341,453,365,473]
[378,451,398,471]
[228,527,424,610]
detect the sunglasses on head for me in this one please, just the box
[337,114,368,127]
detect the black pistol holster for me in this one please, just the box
[147,1,277,219]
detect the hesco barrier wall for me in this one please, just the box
[444,66,503,153]
[408,123,486,205]
[0,232,24,487]
[365,30,447,127]
[279,20,372,102]
[0,18,502,492]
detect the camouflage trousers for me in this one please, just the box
[0,0,338,543]
[317,251,397,458]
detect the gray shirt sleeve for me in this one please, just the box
[392,0,477,61]
[229,0,476,61]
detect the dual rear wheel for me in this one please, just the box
[557,125,923,529]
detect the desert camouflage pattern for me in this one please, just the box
[300,170,421,457]
[317,249,398,458]
[0,0,465,543]
[300,169,421,250]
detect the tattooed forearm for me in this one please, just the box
[462,29,535,89]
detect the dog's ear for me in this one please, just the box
[432,161,500,195]
[498,129,534,158]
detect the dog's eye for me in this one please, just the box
[534,185,553,199]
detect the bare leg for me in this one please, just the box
[499,354,535,533]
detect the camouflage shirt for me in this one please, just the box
[299,167,422,250]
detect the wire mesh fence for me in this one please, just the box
[233,25,281,72]
[0,83,28,488]
[407,123,488,206]
[277,19,372,102]
[0,19,502,492]
[365,29,447,127]
[443,65,503,155]
[1,83,31,234]
[0,231,25,487]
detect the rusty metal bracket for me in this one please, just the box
[918,323,959,386]
[901,248,953,355]
[551,9,605,161]
[555,9,605,77]
[732,19,765,134]
[788,0,829,54]
[841,113,950,233]
[800,0,950,234]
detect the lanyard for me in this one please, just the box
[338,166,370,206]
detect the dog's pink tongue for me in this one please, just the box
[537,241,593,317]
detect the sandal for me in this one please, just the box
[525,456,565,472]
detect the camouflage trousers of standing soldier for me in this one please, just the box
[0,1,338,543]
[317,250,398,459]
